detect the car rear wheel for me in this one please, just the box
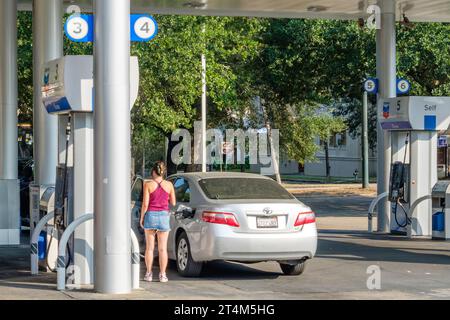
[176,232,203,277]
[279,261,306,276]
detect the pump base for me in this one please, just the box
[390,230,407,236]
[0,180,20,245]
[0,229,20,245]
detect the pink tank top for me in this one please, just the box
[148,181,170,212]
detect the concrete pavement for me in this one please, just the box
[1,188,450,300]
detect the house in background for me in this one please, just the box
[303,131,377,178]
[251,130,377,179]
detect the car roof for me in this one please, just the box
[168,172,273,181]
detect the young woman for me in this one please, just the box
[139,161,176,282]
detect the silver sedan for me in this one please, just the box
[131,172,317,277]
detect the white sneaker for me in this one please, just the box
[159,273,168,283]
[144,272,152,282]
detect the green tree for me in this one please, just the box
[332,21,450,149]
[17,12,33,124]
[131,15,263,174]
[248,19,349,166]
[315,112,347,181]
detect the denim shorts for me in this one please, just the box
[144,211,171,232]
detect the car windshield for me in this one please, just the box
[198,178,295,200]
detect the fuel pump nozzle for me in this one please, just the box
[389,133,412,229]
[55,115,72,230]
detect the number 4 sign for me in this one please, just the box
[65,14,158,43]
[131,15,158,41]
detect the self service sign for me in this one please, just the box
[65,14,158,42]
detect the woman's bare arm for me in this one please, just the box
[169,183,176,207]
[140,182,150,227]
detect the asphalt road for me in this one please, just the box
[1,194,450,300]
[296,194,375,218]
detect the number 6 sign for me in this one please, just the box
[397,79,411,95]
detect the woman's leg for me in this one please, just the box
[144,230,156,273]
[156,231,169,275]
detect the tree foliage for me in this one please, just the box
[16,14,450,170]
[17,12,33,124]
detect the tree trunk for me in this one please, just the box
[324,141,331,182]
[260,99,281,184]
[267,123,282,184]
[141,138,146,178]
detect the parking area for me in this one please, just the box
[1,185,450,300]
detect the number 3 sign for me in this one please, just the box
[65,14,158,43]
[65,14,94,42]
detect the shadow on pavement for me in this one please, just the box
[316,230,450,266]
[146,260,281,282]
[296,195,375,218]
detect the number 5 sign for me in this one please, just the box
[364,78,379,94]
[65,14,158,43]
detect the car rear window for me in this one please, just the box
[198,178,295,200]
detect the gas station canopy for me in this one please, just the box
[17,0,450,22]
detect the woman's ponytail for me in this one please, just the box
[152,161,166,177]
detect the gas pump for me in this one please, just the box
[36,55,139,285]
[431,181,450,240]
[380,96,450,237]
[29,185,58,271]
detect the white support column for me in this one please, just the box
[32,0,62,186]
[0,0,20,245]
[94,0,132,294]
[201,24,207,172]
[408,132,436,237]
[0,0,18,181]
[376,0,396,233]
[201,52,207,172]
[73,113,94,285]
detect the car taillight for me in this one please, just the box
[202,211,240,227]
[294,211,316,227]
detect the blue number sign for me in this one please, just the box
[397,78,411,95]
[130,14,158,42]
[65,14,94,42]
[364,78,379,94]
[64,14,158,43]
[364,77,411,95]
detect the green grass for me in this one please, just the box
[207,167,377,184]
[281,174,377,184]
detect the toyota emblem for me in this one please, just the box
[263,208,273,215]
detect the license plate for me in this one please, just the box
[256,216,278,228]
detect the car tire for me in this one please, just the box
[279,261,306,276]
[176,232,203,277]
